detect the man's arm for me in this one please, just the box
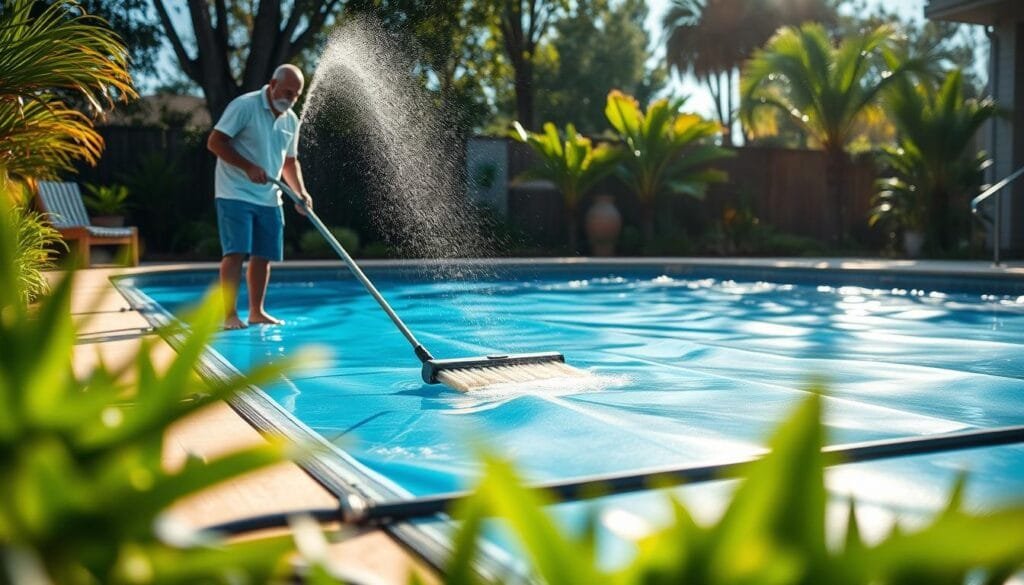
[207,130,267,183]
[282,156,312,213]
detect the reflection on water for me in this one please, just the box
[138,271,1024,510]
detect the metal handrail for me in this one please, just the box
[972,164,1024,266]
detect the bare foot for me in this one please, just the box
[248,312,284,326]
[224,315,248,330]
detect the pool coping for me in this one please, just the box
[106,257,1024,580]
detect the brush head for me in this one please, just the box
[423,352,588,392]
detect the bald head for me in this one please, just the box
[268,64,304,114]
[272,64,304,85]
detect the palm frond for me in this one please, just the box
[0,0,136,111]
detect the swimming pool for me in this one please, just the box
[114,260,1024,577]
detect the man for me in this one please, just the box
[208,64,313,329]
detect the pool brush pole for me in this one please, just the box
[269,178,434,362]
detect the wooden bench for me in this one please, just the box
[36,181,139,268]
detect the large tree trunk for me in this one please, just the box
[724,67,734,146]
[928,188,951,254]
[153,0,343,123]
[513,59,535,130]
[501,0,557,131]
[642,201,656,247]
[566,213,578,254]
[825,147,848,245]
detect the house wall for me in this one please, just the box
[982,20,1024,254]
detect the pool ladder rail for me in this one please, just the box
[269,178,590,392]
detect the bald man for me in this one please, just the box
[208,64,313,329]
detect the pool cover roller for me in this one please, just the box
[269,178,587,391]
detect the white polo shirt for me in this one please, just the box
[213,86,300,207]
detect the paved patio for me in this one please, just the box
[63,264,438,585]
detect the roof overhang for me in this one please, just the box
[925,0,1024,25]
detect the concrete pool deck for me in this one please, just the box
[62,263,439,584]
[61,257,1024,582]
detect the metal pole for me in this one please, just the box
[268,178,434,362]
[202,423,1024,534]
[995,189,1002,266]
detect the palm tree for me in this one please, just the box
[0,0,135,298]
[663,0,836,146]
[740,23,914,243]
[664,0,745,145]
[0,0,135,192]
[511,121,622,252]
[872,70,997,254]
[605,90,731,245]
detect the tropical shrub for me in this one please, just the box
[9,202,64,304]
[871,70,996,255]
[0,0,135,302]
[0,0,135,185]
[740,24,915,243]
[446,391,1024,584]
[119,152,189,253]
[511,121,622,252]
[83,183,131,216]
[605,90,731,245]
[662,0,837,145]
[0,196,343,583]
[299,226,361,258]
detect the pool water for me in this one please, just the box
[124,265,1024,570]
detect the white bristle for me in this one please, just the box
[436,361,591,392]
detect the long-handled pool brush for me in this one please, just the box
[269,178,589,392]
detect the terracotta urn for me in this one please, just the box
[585,195,622,256]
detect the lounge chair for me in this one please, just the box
[35,181,139,268]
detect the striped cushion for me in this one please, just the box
[36,181,91,228]
[85,226,134,238]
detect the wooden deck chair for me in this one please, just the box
[35,181,139,268]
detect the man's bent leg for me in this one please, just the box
[220,253,247,329]
[247,256,282,325]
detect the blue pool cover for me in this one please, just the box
[116,263,1024,576]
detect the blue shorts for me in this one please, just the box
[216,198,284,261]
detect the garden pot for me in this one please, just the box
[585,195,622,256]
[903,230,924,258]
[91,215,125,227]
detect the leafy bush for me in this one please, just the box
[83,183,131,216]
[119,152,189,251]
[606,90,731,245]
[357,241,397,259]
[510,121,622,252]
[703,205,827,257]
[874,70,995,254]
[0,199,338,583]
[0,0,134,300]
[9,203,64,304]
[447,391,1024,584]
[757,230,828,257]
[0,0,135,184]
[299,227,360,257]
[170,218,220,259]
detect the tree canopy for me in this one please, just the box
[152,0,344,120]
[533,0,666,134]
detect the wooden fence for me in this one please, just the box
[507,141,880,247]
[75,127,881,256]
